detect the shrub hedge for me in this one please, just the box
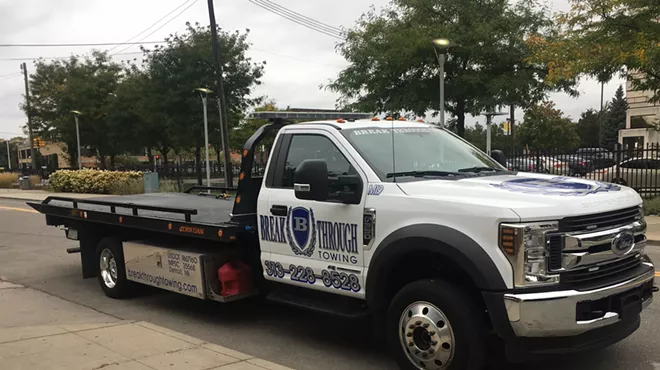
[49,169,143,194]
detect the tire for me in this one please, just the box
[387,280,486,370]
[95,237,132,299]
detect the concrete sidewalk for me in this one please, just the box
[0,279,293,370]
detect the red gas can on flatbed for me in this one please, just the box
[218,260,253,296]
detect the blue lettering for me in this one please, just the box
[351,224,358,253]
[278,217,286,243]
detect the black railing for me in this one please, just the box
[505,144,660,198]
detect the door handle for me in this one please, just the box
[270,205,288,216]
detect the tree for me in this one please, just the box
[463,123,511,153]
[328,0,576,137]
[601,85,628,150]
[527,0,660,102]
[517,102,580,151]
[26,51,123,168]
[576,109,602,148]
[139,22,265,182]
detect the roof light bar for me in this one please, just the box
[248,111,373,121]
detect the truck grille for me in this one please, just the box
[547,206,645,287]
[560,254,642,285]
[558,206,641,232]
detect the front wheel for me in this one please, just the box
[387,280,486,370]
[96,237,132,299]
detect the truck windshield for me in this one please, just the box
[341,126,504,181]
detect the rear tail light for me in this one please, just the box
[579,161,586,166]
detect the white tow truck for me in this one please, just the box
[30,111,656,370]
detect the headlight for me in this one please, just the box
[499,221,560,288]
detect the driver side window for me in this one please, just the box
[278,134,354,189]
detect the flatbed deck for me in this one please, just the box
[28,192,248,243]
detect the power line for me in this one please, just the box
[0,72,22,78]
[0,73,22,81]
[248,0,345,40]
[0,52,143,62]
[0,41,164,48]
[258,0,342,35]
[113,0,199,55]
[108,0,195,52]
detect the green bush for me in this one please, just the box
[643,197,660,216]
[49,169,143,194]
[108,178,145,195]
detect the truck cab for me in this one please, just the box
[30,112,656,370]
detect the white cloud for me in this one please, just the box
[0,0,614,140]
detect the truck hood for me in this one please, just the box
[397,172,642,220]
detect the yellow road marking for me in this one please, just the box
[0,206,39,214]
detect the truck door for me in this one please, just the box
[259,129,366,298]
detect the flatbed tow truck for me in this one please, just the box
[30,111,656,370]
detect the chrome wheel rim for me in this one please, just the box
[100,249,118,289]
[398,301,455,370]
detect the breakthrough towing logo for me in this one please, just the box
[259,206,360,265]
[491,177,621,196]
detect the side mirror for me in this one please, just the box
[293,159,329,202]
[330,174,363,204]
[491,150,507,168]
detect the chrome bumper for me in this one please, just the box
[503,263,655,337]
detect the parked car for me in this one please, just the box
[539,156,569,175]
[595,157,660,188]
[575,147,616,169]
[506,157,547,173]
[563,155,595,177]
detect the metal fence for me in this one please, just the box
[508,144,660,198]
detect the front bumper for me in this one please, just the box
[502,263,654,337]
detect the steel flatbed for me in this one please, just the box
[27,188,248,243]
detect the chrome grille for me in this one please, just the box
[560,255,642,285]
[558,206,641,232]
[547,207,647,286]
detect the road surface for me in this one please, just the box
[0,198,657,370]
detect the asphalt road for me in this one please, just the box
[0,198,658,370]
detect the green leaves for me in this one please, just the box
[330,0,573,137]
[517,102,580,150]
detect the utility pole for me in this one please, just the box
[207,0,233,187]
[510,105,516,155]
[20,63,37,170]
[6,140,11,170]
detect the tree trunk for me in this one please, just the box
[147,147,153,166]
[215,146,222,180]
[195,145,202,185]
[98,151,107,170]
[456,99,466,138]
[109,155,116,170]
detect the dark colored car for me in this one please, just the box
[575,148,616,169]
[564,155,595,177]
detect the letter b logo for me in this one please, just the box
[294,217,308,231]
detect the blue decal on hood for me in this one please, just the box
[491,177,621,196]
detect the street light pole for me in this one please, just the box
[432,38,455,126]
[70,110,82,169]
[484,111,508,156]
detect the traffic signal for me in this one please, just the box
[503,121,509,133]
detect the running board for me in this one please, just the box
[266,289,369,319]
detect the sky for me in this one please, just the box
[0,0,626,140]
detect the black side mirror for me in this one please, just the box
[330,174,363,204]
[491,150,507,168]
[293,159,329,202]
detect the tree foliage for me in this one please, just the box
[329,0,576,137]
[576,108,602,148]
[601,85,628,150]
[527,0,660,101]
[23,22,265,173]
[517,101,580,150]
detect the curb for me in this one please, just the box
[0,196,46,202]
[647,239,660,247]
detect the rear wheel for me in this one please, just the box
[387,280,486,370]
[96,237,132,299]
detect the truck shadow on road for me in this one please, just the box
[124,286,642,370]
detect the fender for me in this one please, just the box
[366,223,508,308]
